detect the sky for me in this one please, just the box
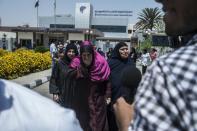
[0,0,162,27]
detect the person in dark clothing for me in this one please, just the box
[108,42,135,108]
[130,47,137,64]
[113,66,141,131]
[107,48,113,59]
[65,41,111,131]
[107,42,135,131]
[3,44,6,50]
[121,66,142,104]
[57,48,64,60]
[49,43,78,103]
[97,47,105,57]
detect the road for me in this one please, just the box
[32,81,53,99]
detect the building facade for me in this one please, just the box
[39,3,130,38]
[39,2,135,51]
[0,27,16,51]
[0,3,136,51]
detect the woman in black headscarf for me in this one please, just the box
[107,42,135,131]
[49,43,78,104]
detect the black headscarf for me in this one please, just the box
[63,43,78,64]
[108,42,135,103]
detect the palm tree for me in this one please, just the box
[135,7,163,31]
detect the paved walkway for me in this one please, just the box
[9,63,142,89]
[11,68,52,88]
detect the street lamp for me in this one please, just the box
[86,29,93,41]
[143,29,151,40]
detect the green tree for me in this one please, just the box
[140,37,152,51]
[155,20,165,33]
[135,7,163,31]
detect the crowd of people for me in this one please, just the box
[1,0,197,130]
[48,0,197,130]
[49,40,142,131]
[47,40,162,131]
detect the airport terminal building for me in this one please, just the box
[39,3,132,38]
[39,2,135,51]
[0,3,137,51]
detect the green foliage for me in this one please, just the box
[34,46,49,53]
[154,20,165,33]
[135,7,163,31]
[37,43,44,46]
[140,37,152,51]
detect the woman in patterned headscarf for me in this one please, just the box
[62,41,111,131]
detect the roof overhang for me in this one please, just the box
[0,26,104,37]
[96,37,131,42]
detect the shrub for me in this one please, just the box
[34,46,49,53]
[0,48,9,57]
[0,49,51,79]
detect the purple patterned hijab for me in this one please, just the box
[70,41,110,82]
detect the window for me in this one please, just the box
[91,25,127,33]
[50,24,74,28]
[20,39,32,49]
[152,35,170,47]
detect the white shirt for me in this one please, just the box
[0,79,82,131]
[140,53,151,66]
[50,43,57,58]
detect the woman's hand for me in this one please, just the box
[80,65,89,77]
[106,97,111,105]
[53,94,59,102]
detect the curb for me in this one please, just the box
[23,76,51,89]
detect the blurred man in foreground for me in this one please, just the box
[0,79,82,131]
[133,0,197,130]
